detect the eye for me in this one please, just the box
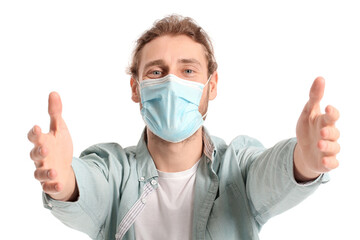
[146,70,163,79]
[152,70,162,76]
[184,69,194,74]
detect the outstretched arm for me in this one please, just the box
[294,77,340,182]
[29,92,113,238]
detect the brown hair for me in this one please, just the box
[127,14,218,80]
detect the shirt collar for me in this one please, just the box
[135,128,159,182]
[202,126,216,161]
[135,126,216,181]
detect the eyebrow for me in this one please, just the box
[178,58,202,67]
[144,59,166,70]
[144,58,202,70]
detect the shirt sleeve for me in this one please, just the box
[42,153,111,239]
[244,138,330,226]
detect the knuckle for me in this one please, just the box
[40,146,48,157]
[318,140,326,151]
[336,128,340,138]
[330,142,339,154]
[322,156,339,170]
[337,143,341,153]
[321,157,333,170]
[34,170,40,180]
[30,149,34,160]
[41,182,47,192]
[325,105,332,113]
[320,128,327,138]
[34,125,41,134]
[335,159,340,168]
[38,146,43,156]
[30,146,41,160]
[48,169,56,179]
[28,125,39,141]
[317,140,322,150]
[42,182,56,193]
[34,169,47,181]
[321,157,329,169]
[27,131,32,141]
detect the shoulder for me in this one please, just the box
[80,142,135,158]
[210,135,266,167]
[210,134,265,152]
[209,134,266,161]
[230,135,265,149]
[72,143,138,182]
[78,142,137,171]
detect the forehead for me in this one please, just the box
[139,35,207,70]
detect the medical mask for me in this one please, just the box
[138,74,211,143]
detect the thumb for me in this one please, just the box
[48,91,63,132]
[307,76,325,112]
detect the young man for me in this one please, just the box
[28,15,340,240]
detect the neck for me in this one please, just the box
[146,127,203,172]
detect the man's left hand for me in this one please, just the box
[294,77,340,182]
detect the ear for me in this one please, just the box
[130,77,141,103]
[209,71,218,100]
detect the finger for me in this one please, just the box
[322,156,339,170]
[318,140,341,155]
[30,145,48,161]
[321,105,340,126]
[307,77,325,113]
[34,168,57,182]
[48,91,63,132]
[320,126,340,141]
[27,125,42,144]
[42,182,62,194]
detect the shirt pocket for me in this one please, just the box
[206,183,257,240]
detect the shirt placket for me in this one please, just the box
[115,177,158,240]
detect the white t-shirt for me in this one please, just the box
[134,160,200,240]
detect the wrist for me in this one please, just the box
[294,144,321,182]
[50,167,78,202]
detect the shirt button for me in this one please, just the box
[48,203,53,208]
[141,198,146,204]
[139,176,145,181]
[151,179,157,185]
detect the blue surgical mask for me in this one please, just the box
[138,74,211,143]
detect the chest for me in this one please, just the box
[134,169,197,240]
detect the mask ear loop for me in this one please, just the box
[201,74,212,119]
[204,74,212,87]
[202,111,208,119]
[135,78,143,103]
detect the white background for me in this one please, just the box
[1,0,359,239]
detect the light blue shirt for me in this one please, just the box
[42,127,328,239]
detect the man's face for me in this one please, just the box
[131,34,218,116]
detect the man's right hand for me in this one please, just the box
[28,92,78,201]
